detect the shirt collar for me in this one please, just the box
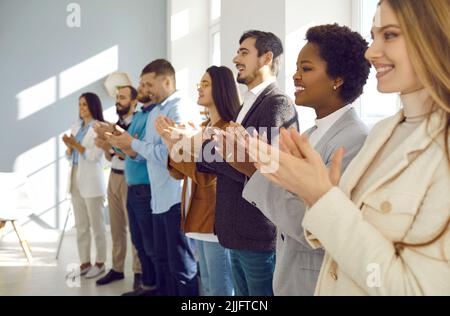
[142,104,156,113]
[158,90,180,108]
[315,104,353,130]
[81,119,94,129]
[247,78,276,97]
[120,114,133,126]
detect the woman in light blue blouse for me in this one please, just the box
[63,92,107,279]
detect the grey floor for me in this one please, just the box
[0,225,136,296]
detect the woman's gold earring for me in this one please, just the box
[333,85,337,91]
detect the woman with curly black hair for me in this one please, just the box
[222,23,371,295]
[294,23,370,119]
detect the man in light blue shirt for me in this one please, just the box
[130,90,188,214]
[108,59,200,296]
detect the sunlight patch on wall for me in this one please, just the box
[16,76,57,120]
[285,23,316,133]
[59,45,119,99]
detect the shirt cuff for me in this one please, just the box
[131,139,145,162]
[131,139,140,152]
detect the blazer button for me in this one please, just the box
[380,201,392,213]
[330,271,338,281]
[280,234,285,241]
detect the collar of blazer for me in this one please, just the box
[239,82,278,127]
[313,108,359,154]
[71,120,95,144]
[340,108,447,206]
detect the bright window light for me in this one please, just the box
[212,31,221,66]
[210,0,221,21]
[171,9,190,42]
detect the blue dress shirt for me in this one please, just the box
[72,120,93,165]
[131,91,201,214]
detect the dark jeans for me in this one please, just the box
[152,203,198,296]
[230,249,275,296]
[127,184,156,288]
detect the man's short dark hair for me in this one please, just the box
[141,59,176,84]
[239,30,284,76]
[118,85,138,100]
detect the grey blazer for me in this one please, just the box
[242,108,368,295]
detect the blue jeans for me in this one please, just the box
[229,249,275,296]
[197,240,234,296]
[152,203,198,296]
[127,184,156,288]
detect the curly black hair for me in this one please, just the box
[306,23,371,105]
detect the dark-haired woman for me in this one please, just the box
[155,66,241,296]
[63,92,107,279]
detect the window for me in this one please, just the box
[210,0,221,21]
[354,0,401,129]
[209,0,221,66]
[211,31,221,66]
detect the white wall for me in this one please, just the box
[168,0,210,103]
[219,0,353,132]
[285,0,353,132]
[1,0,355,235]
[221,0,287,92]
[0,0,167,232]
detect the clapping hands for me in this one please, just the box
[219,126,345,206]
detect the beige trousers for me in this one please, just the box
[107,172,142,274]
[70,166,107,264]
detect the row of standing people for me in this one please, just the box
[63,86,156,293]
[62,0,449,296]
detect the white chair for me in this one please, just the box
[0,172,34,263]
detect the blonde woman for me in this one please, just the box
[235,0,450,295]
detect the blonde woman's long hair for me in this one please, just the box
[384,0,450,256]
[387,0,450,161]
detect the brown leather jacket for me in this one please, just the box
[167,119,228,234]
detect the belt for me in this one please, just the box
[111,168,124,175]
[128,183,150,189]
